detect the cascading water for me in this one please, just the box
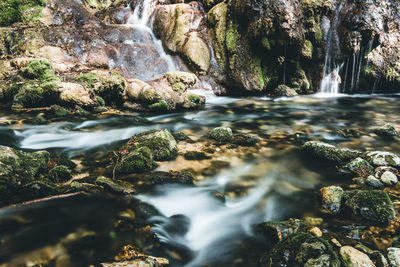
[319,3,344,95]
[125,0,176,71]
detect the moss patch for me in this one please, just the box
[22,59,58,82]
[0,0,45,27]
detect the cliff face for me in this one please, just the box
[1,0,400,97]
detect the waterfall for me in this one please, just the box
[125,0,176,72]
[318,3,344,95]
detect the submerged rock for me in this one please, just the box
[184,151,211,160]
[140,171,194,186]
[302,141,361,165]
[232,133,260,146]
[318,186,344,214]
[340,246,375,267]
[374,123,399,138]
[127,129,178,161]
[342,190,395,225]
[260,232,340,267]
[209,127,233,142]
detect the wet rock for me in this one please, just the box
[172,131,190,142]
[95,176,136,195]
[232,133,260,146]
[366,176,384,189]
[0,146,54,204]
[58,82,95,107]
[342,190,395,225]
[340,246,375,267]
[318,186,344,214]
[369,251,389,267]
[364,151,400,168]
[140,171,194,186]
[271,85,298,97]
[308,227,323,238]
[127,129,178,161]
[49,165,72,181]
[260,232,340,267]
[181,32,211,74]
[374,123,399,138]
[339,157,374,176]
[117,147,157,174]
[77,70,126,105]
[256,219,307,245]
[387,247,400,267]
[302,141,361,165]
[165,71,197,92]
[375,166,400,179]
[184,151,211,160]
[209,127,233,142]
[380,171,398,186]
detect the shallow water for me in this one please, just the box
[0,94,399,266]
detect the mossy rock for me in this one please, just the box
[261,232,340,267]
[302,141,361,165]
[117,146,157,174]
[184,151,211,160]
[271,84,298,97]
[140,171,195,187]
[165,71,197,92]
[0,146,54,204]
[256,219,308,246]
[13,81,59,108]
[209,127,232,142]
[49,165,72,181]
[127,129,178,161]
[338,157,374,176]
[148,101,170,113]
[22,59,59,82]
[78,71,126,105]
[183,93,205,109]
[342,190,395,225]
[0,0,45,27]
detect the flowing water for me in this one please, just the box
[0,93,400,266]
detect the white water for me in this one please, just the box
[138,163,316,266]
[319,3,344,95]
[125,0,176,71]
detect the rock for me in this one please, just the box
[339,157,374,176]
[172,131,190,142]
[387,247,400,267]
[366,176,384,189]
[77,71,126,105]
[380,171,398,186]
[0,146,54,205]
[375,166,400,179]
[232,133,260,146]
[364,151,400,168]
[302,141,361,165]
[49,165,71,181]
[260,232,340,267]
[271,85,298,97]
[0,0,45,27]
[58,82,95,107]
[95,176,136,195]
[374,123,399,138]
[369,251,389,267]
[181,32,211,74]
[340,246,375,267]
[22,59,59,82]
[13,81,60,108]
[318,186,344,214]
[165,71,197,92]
[256,219,307,245]
[126,79,157,102]
[308,227,323,238]
[184,151,211,160]
[209,127,233,142]
[140,171,194,187]
[127,129,178,161]
[117,147,157,174]
[342,190,395,225]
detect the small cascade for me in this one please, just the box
[125,0,176,71]
[319,3,344,95]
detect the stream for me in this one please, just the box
[0,93,399,266]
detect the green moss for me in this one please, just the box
[117,146,157,174]
[23,59,58,82]
[226,21,240,53]
[149,101,169,112]
[0,0,45,27]
[342,190,395,225]
[208,2,228,73]
[302,40,314,59]
[77,72,98,87]
[262,232,340,267]
[49,165,71,181]
[13,81,59,108]
[209,127,232,142]
[96,96,105,107]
